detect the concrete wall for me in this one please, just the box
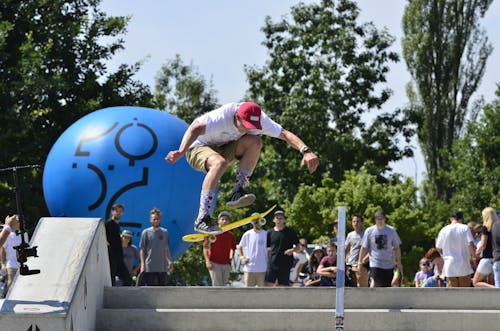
[97,287,500,331]
[0,217,110,331]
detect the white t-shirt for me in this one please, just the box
[189,103,282,148]
[238,229,267,273]
[289,251,308,282]
[436,223,474,277]
[3,232,29,269]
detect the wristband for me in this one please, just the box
[3,225,13,233]
[357,261,363,265]
[300,146,312,156]
[239,256,246,260]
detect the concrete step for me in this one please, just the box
[96,308,500,331]
[97,287,500,330]
[102,286,500,310]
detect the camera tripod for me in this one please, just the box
[0,164,40,275]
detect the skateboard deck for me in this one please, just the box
[182,204,276,243]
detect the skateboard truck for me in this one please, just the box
[0,165,41,276]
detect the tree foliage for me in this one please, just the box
[402,0,493,199]
[443,84,500,218]
[283,168,435,279]
[246,0,413,200]
[154,54,219,123]
[0,0,154,227]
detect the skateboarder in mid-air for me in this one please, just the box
[165,102,319,234]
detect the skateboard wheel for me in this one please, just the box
[259,218,266,226]
[208,235,216,243]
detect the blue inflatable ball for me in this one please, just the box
[43,106,204,260]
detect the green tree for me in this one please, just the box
[154,54,219,123]
[0,0,154,227]
[246,0,413,201]
[284,168,433,279]
[402,0,493,200]
[443,83,500,218]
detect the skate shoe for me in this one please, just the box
[226,187,256,209]
[194,214,222,234]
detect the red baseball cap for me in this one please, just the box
[237,102,262,130]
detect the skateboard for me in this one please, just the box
[182,204,276,243]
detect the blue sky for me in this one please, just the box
[99,0,500,185]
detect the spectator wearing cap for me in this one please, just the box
[265,210,299,287]
[121,230,140,278]
[358,210,402,287]
[203,211,236,286]
[139,208,174,286]
[345,213,369,287]
[165,102,319,235]
[105,204,133,286]
[436,211,476,287]
[237,212,268,287]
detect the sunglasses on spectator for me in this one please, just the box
[421,262,431,267]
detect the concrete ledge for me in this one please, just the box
[0,218,111,331]
[103,286,500,310]
[96,308,500,331]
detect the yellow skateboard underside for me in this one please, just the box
[182,204,276,242]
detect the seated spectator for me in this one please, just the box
[414,258,433,287]
[317,243,337,286]
[289,238,309,285]
[304,245,325,287]
[421,248,446,287]
[468,222,482,247]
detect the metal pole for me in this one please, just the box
[335,206,346,330]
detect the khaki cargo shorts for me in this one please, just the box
[186,141,239,173]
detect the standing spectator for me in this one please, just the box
[121,230,140,278]
[472,207,498,288]
[345,213,368,287]
[414,258,433,287]
[265,210,299,287]
[289,238,309,285]
[237,214,267,287]
[304,246,325,287]
[436,211,476,287]
[203,211,236,286]
[491,210,500,288]
[105,204,132,286]
[358,210,403,288]
[139,208,174,286]
[0,215,19,248]
[317,243,337,286]
[1,217,28,290]
[421,247,446,287]
[330,219,338,246]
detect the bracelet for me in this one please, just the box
[357,261,363,265]
[300,146,312,156]
[239,256,246,260]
